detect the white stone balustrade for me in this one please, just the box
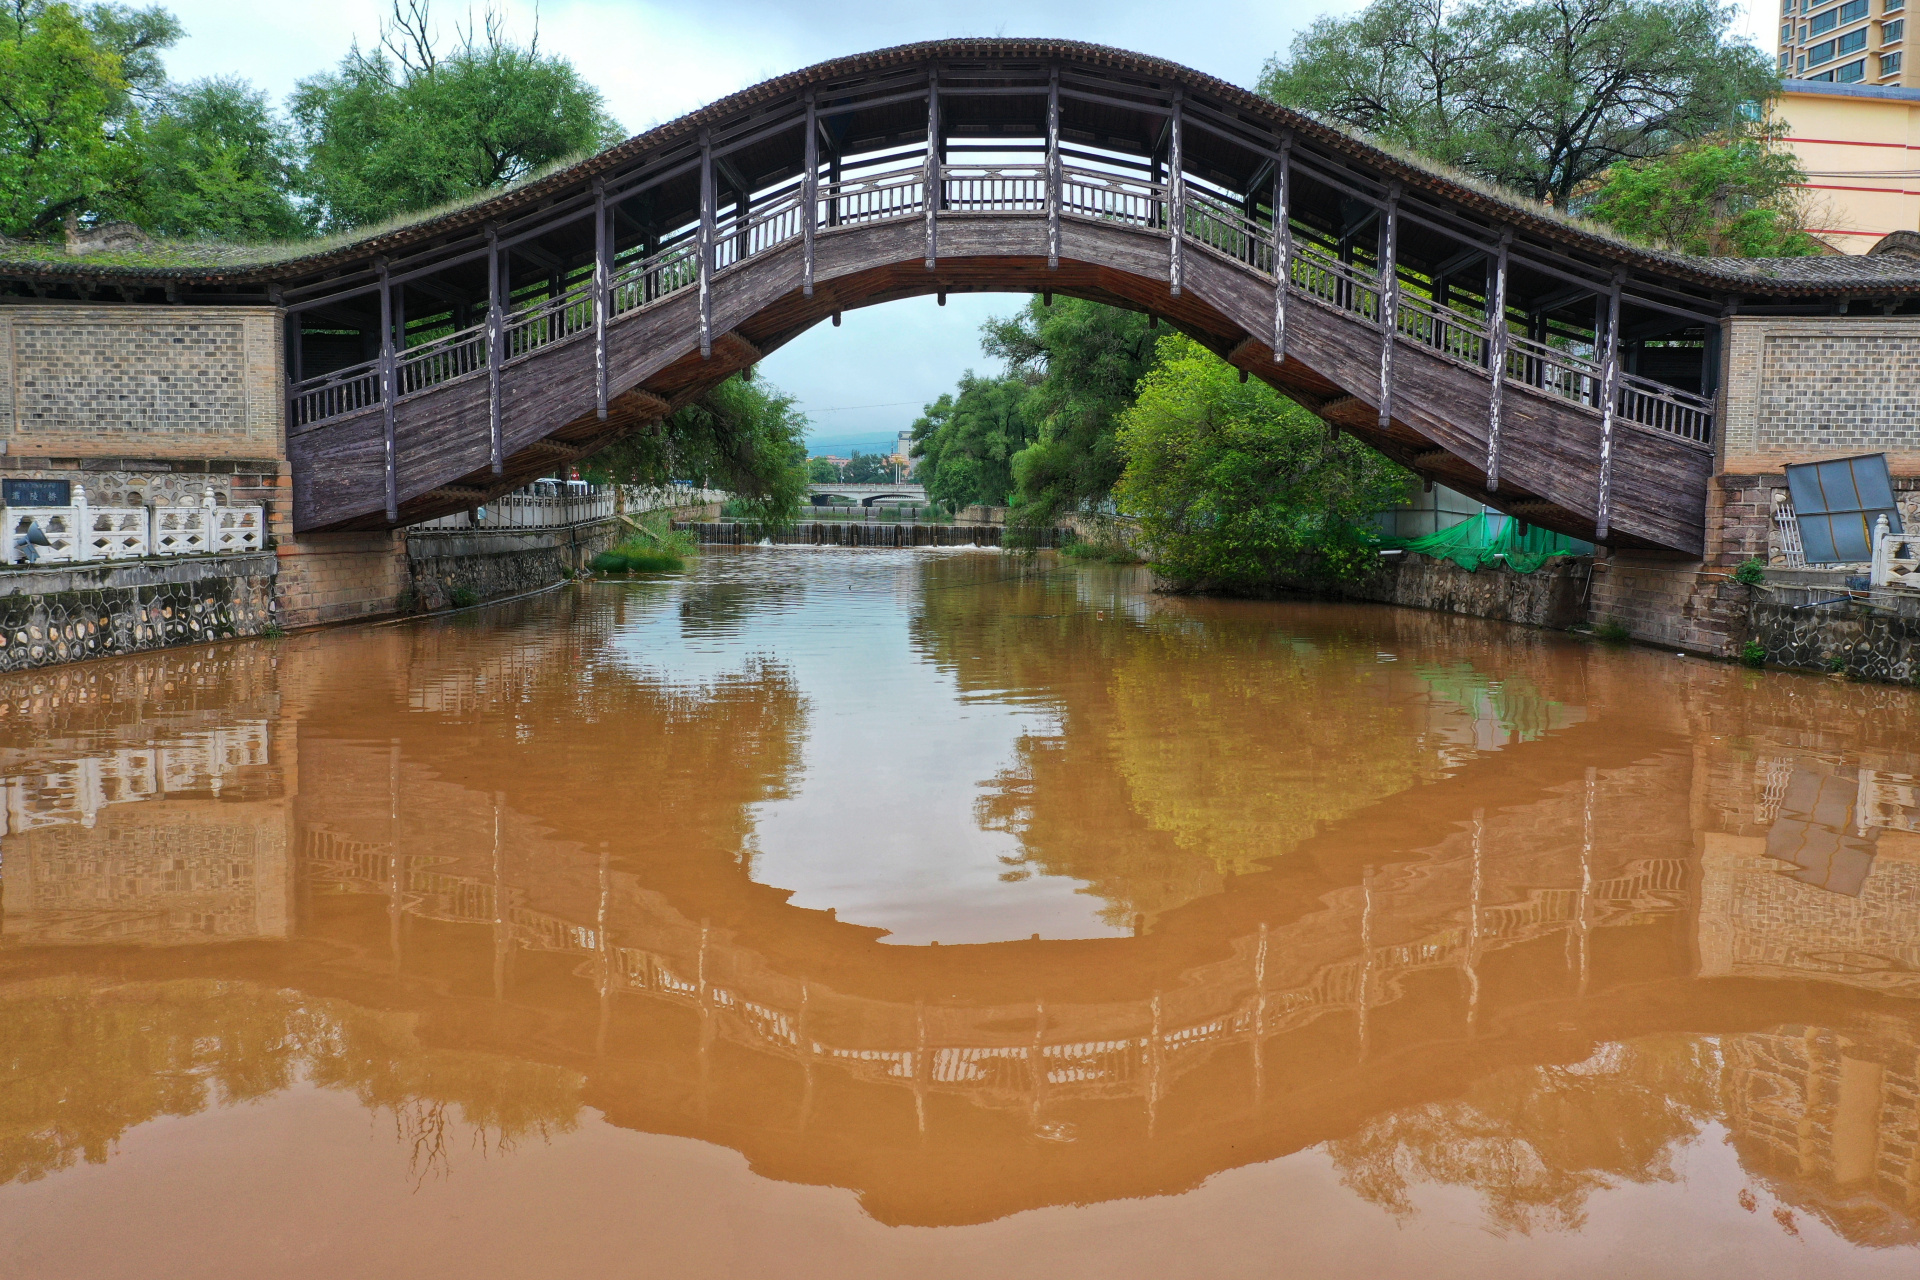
[408,482,725,532]
[4,485,265,566]
[1870,514,1918,590]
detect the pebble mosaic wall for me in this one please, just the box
[0,555,277,672]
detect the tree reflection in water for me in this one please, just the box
[0,979,582,1187]
[915,557,1581,926]
[1326,1037,1722,1234]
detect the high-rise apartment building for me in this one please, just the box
[1777,0,1908,85]
[1771,1,1920,252]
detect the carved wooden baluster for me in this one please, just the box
[1377,183,1401,431]
[1046,66,1062,271]
[803,90,818,297]
[594,178,609,420]
[487,225,503,475]
[1168,90,1185,298]
[699,128,715,359]
[1594,273,1625,541]
[1272,135,1292,366]
[1484,229,1511,491]
[378,257,397,522]
[924,69,940,269]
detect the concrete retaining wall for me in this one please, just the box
[1343,553,1591,629]
[1157,553,1591,629]
[405,522,620,610]
[0,553,278,671]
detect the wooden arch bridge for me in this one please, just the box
[17,41,1920,552]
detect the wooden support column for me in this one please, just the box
[1046,66,1062,270]
[272,284,300,386]
[827,145,842,228]
[1484,229,1511,491]
[1168,90,1185,297]
[486,226,504,475]
[698,128,715,359]
[593,178,609,420]
[733,181,750,266]
[924,69,940,269]
[1272,135,1292,365]
[803,91,818,297]
[377,258,398,522]
[1377,182,1401,430]
[1594,272,1625,541]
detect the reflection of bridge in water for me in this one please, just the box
[301,817,1689,1126]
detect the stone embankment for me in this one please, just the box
[1746,576,1920,684]
[0,554,277,672]
[1333,552,1591,629]
[406,494,721,611]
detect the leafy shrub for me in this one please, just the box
[1740,640,1767,668]
[1593,619,1631,642]
[620,549,685,573]
[1825,654,1847,674]
[593,537,686,574]
[1061,524,1144,564]
[1114,335,1413,589]
[449,587,480,608]
[1732,558,1766,585]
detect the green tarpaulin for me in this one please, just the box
[1380,512,1590,574]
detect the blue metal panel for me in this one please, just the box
[1785,453,1903,563]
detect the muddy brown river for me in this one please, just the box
[2,548,1916,1278]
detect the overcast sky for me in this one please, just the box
[156,0,1777,447]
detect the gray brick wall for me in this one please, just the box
[1722,316,1920,467]
[0,306,283,458]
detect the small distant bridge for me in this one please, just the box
[809,482,927,506]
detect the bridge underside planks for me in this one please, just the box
[291,213,1710,554]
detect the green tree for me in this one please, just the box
[584,373,808,529]
[1585,128,1820,257]
[0,1,179,238]
[908,372,1035,509]
[1115,335,1414,590]
[841,451,891,483]
[291,1,621,232]
[114,76,307,240]
[982,297,1160,526]
[1260,0,1778,209]
[807,456,841,483]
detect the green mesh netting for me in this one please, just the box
[1381,513,1590,574]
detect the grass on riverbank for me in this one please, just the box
[592,516,698,574]
[1061,522,1146,565]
